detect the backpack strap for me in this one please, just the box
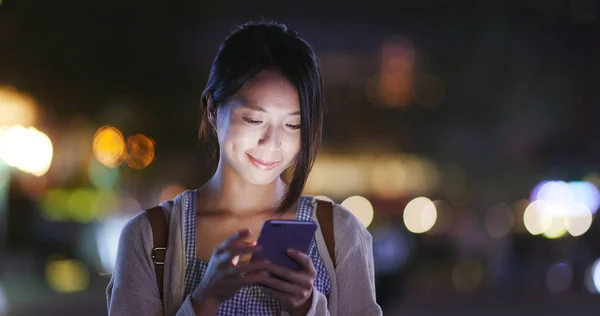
[316,200,336,267]
[146,206,168,302]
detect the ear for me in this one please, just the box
[205,94,217,130]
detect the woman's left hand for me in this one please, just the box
[260,248,316,316]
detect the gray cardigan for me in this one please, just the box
[106,192,382,315]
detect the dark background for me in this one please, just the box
[1,0,600,315]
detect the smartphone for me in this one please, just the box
[250,220,317,271]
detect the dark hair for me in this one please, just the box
[198,20,324,212]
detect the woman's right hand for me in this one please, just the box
[190,229,271,308]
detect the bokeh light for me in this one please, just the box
[585,258,600,294]
[0,282,7,316]
[96,215,132,275]
[403,197,437,234]
[88,158,120,189]
[45,258,90,293]
[484,203,514,238]
[42,189,71,221]
[542,216,568,239]
[0,125,53,176]
[564,203,593,237]
[92,126,126,168]
[546,262,573,293]
[0,86,37,126]
[523,200,553,235]
[125,134,155,169]
[341,195,374,228]
[372,225,411,275]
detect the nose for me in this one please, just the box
[258,124,282,149]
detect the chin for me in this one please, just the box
[243,171,282,186]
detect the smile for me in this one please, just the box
[247,154,280,170]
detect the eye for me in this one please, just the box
[243,117,263,125]
[286,124,301,130]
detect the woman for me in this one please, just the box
[106,20,382,316]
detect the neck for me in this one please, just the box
[198,163,288,216]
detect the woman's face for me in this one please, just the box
[214,69,302,185]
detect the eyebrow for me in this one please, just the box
[242,103,301,116]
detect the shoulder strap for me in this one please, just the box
[145,206,169,302]
[316,200,336,267]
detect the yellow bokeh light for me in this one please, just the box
[0,125,53,176]
[370,155,407,199]
[565,203,594,237]
[542,216,568,239]
[0,86,37,126]
[403,197,437,234]
[93,126,126,168]
[523,200,553,235]
[305,164,326,193]
[45,258,90,293]
[126,134,155,169]
[341,195,374,228]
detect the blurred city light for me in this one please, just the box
[42,188,119,222]
[96,215,132,275]
[531,180,600,215]
[159,183,187,203]
[88,158,120,189]
[403,197,437,234]
[585,258,600,294]
[564,203,593,237]
[541,216,568,239]
[341,195,374,228]
[484,203,514,238]
[546,262,573,294]
[0,86,37,126]
[125,134,155,169]
[0,125,53,176]
[42,189,71,221]
[0,282,7,315]
[523,200,553,235]
[372,225,411,275]
[45,258,90,293]
[92,126,126,168]
[305,153,439,199]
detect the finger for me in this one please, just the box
[237,271,270,286]
[262,263,311,287]
[260,276,305,296]
[286,249,317,276]
[215,229,253,253]
[233,260,272,274]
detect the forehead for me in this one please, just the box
[231,69,300,111]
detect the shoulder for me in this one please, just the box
[331,202,372,244]
[307,196,372,244]
[118,192,182,247]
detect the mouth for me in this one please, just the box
[246,154,280,170]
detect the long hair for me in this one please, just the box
[198,20,324,212]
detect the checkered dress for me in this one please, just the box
[182,190,332,315]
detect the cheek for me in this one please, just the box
[284,133,301,158]
[222,124,260,150]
